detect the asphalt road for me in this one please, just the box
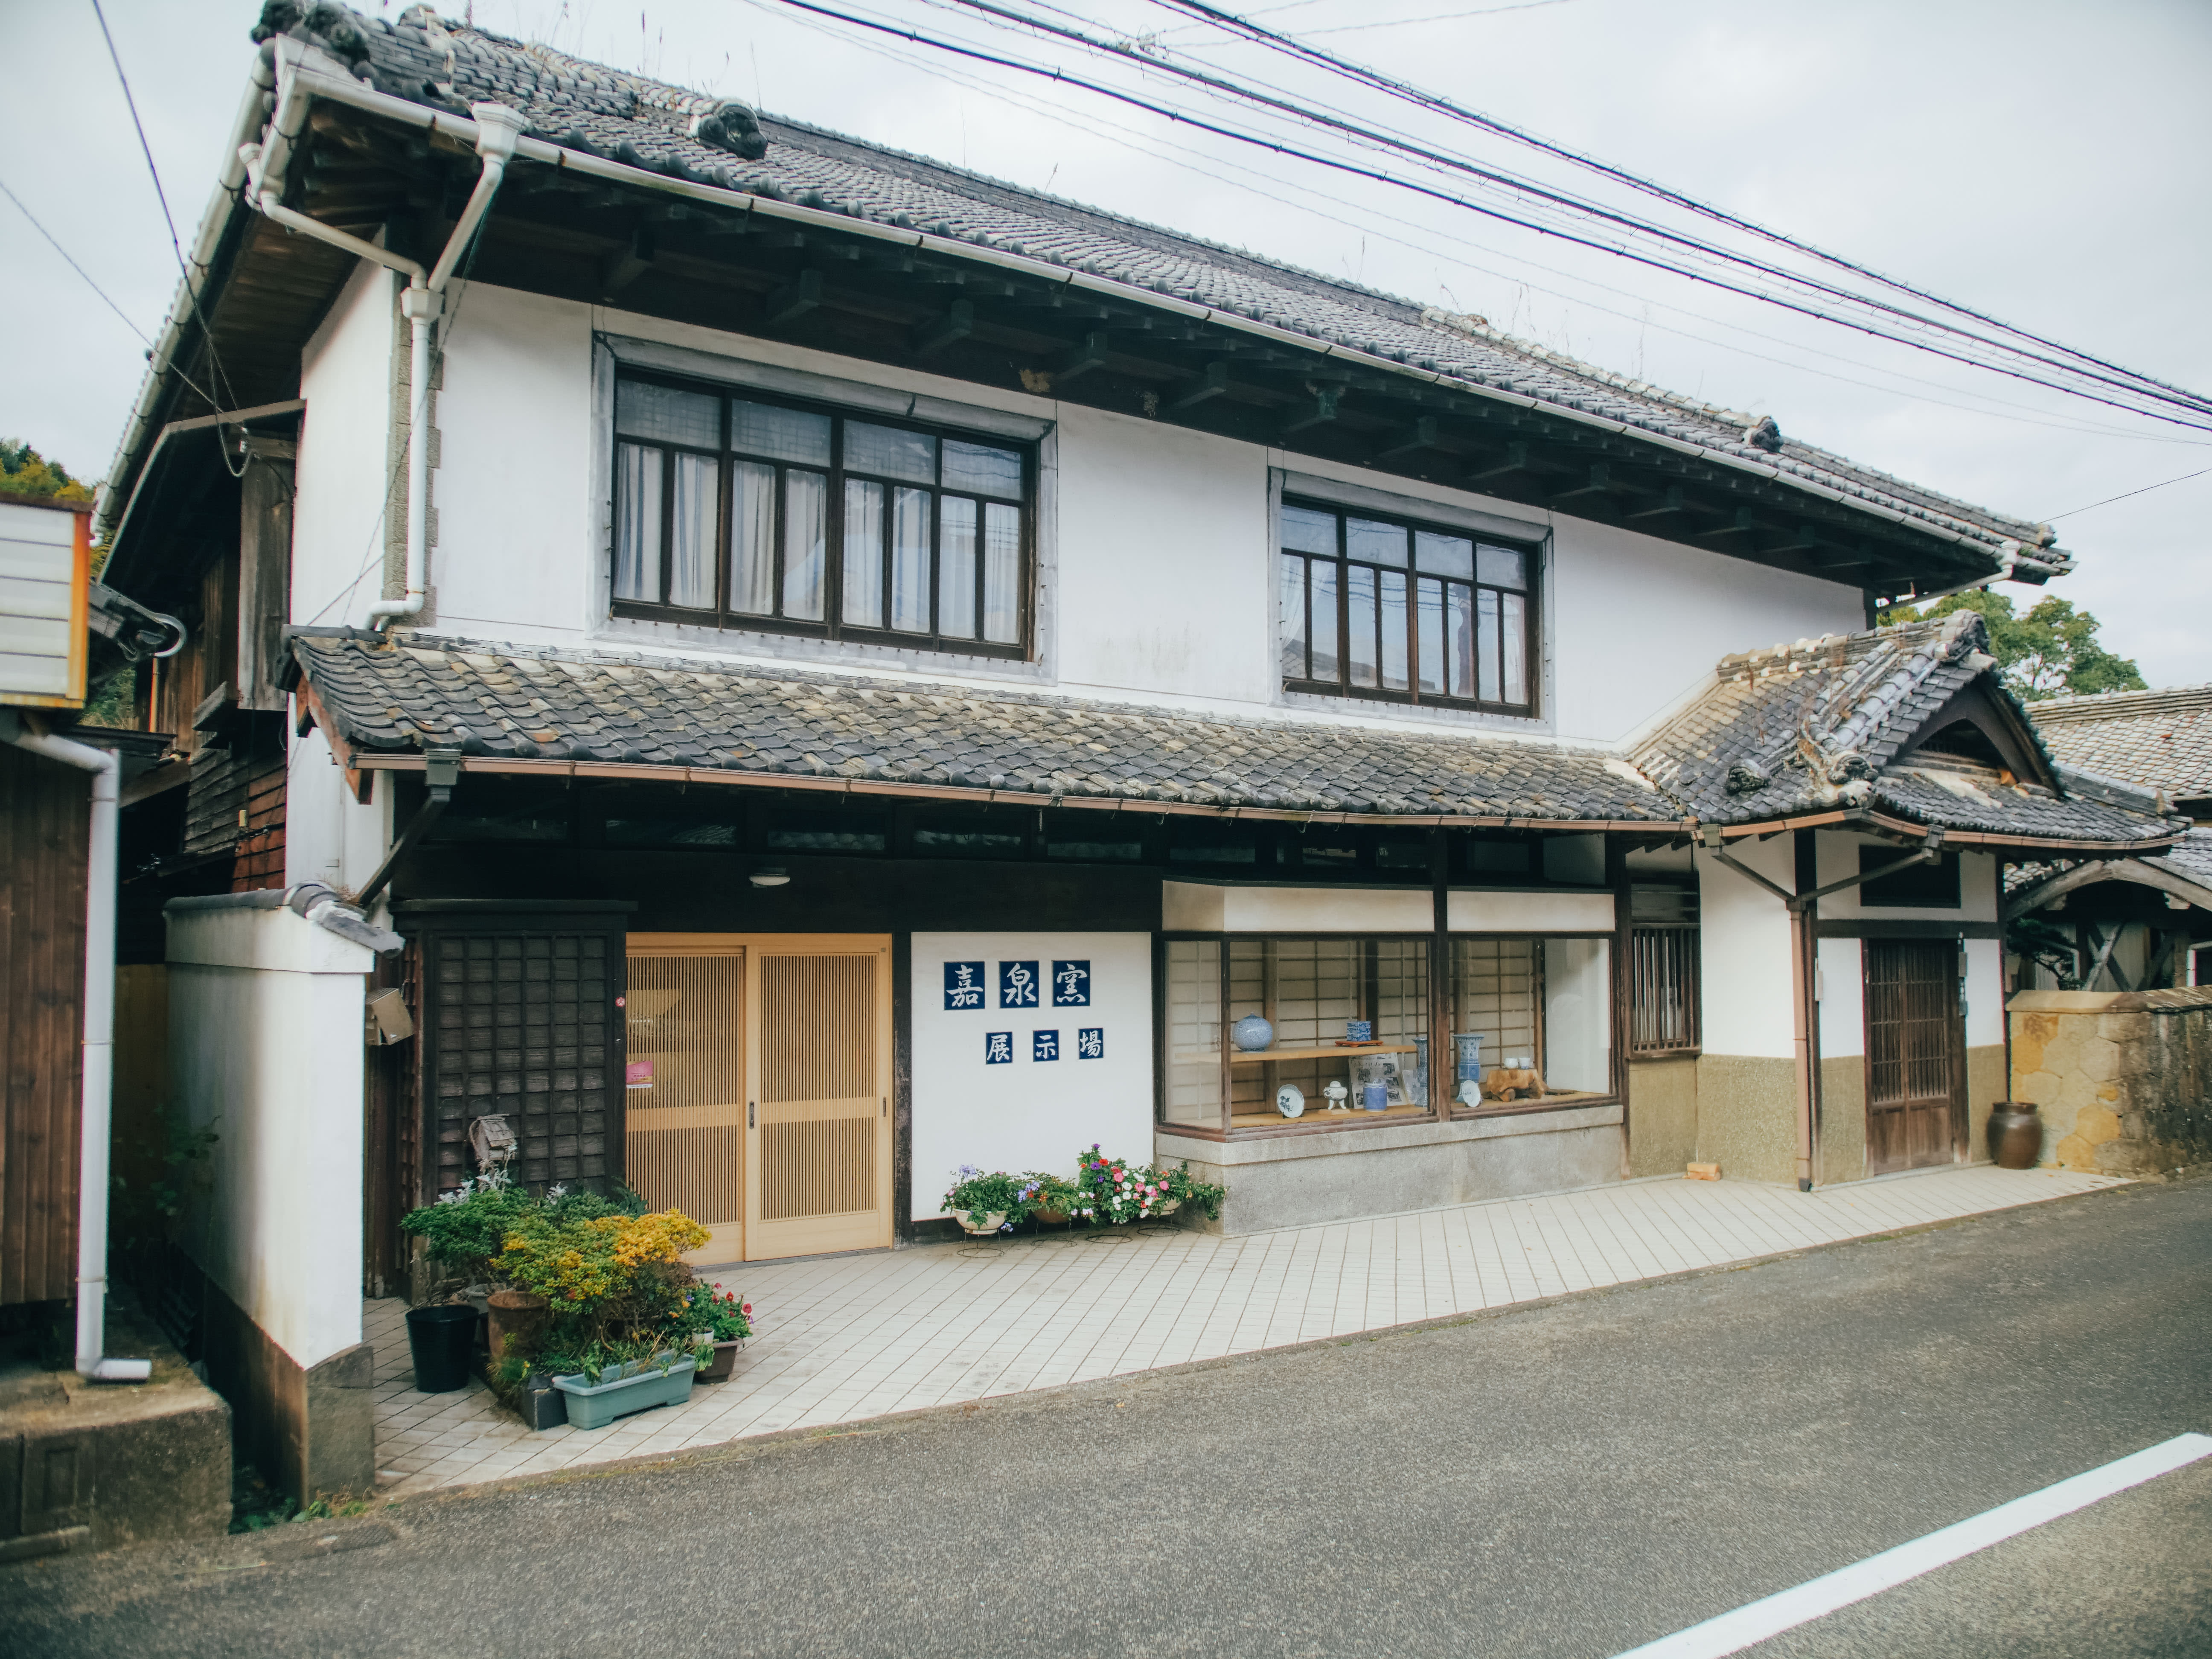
[4,1176,2206,1659]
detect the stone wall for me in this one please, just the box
[2008,988,2212,1176]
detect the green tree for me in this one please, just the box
[0,439,94,504]
[1878,588,2146,701]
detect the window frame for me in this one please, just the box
[1276,495,1542,717]
[608,368,1037,661]
[1156,927,1618,1141]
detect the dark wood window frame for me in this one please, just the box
[1276,496,1541,716]
[610,369,1036,661]
[1627,925,1701,1057]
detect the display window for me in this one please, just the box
[1160,932,1614,1137]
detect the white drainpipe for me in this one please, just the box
[240,93,527,630]
[0,714,148,1382]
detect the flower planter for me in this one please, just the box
[953,1209,1008,1237]
[486,1289,549,1363]
[1032,1206,1070,1225]
[553,1354,698,1430]
[405,1303,479,1393]
[693,1339,745,1382]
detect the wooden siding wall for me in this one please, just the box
[399,907,630,1204]
[0,744,88,1305]
[180,735,287,893]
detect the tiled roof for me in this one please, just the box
[290,633,1675,822]
[1629,613,2180,845]
[262,2,2064,574]
[290,623,2180,847]
[2153,828,2212,891]
[2029,684,2212,800]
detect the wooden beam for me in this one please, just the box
[1170,359,1233,412]
[1054,331,1112,384]
[1376,416,1439,461]
[1281,386,1342,435]
[1627,485,1686,521]
[763,268,823,327]
[1552,461,1611,503]
[598,225,656,296]
[911,298,974,357]
[1472,441,1529,482]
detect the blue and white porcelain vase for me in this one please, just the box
[1232,1014,1275,1052]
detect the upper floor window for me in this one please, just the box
[611,373,1032,658]
[1277,498,1537,714]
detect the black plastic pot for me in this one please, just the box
[406,1303,479,1393]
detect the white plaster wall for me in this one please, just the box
[431,283,596,637]
[283,728,394,900]
[166,906,370,1369]
[1817,937,1866,1057]
[1054,403,1269,704]
[396,285,1876,747]
[292,258,394,631]
[1697,837,1796,1058]
[1548,515,1864,745]
[910,931,1153,1216]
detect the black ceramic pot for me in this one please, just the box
[405,1302,478,1392]
[1986,1102,2042,1170]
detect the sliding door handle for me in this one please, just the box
[748,1100,755,1129]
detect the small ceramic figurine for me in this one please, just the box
[1322,1079,1350,1112]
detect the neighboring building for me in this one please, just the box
[2016,685,2212,988]
[89,5,2182,1467]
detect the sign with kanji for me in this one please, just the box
[1051,960,1091,1007]
[984,1031,1014,1065]
[1033,1030,1059,1062]
[1076,1027,1104,1060]
[943,960,987,1010]
[998,960,1039,1008]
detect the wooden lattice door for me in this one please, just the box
[745,940,893,1260]
[624,946,746,1264]
[1864,940,1965,1175]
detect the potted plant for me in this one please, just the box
[1074,1146,1169,1225]
[943,1166,1028,1235]
[1157,1161,1227,1222]
[1021,1171,1084,1226]
[547,1338,707,1431]
[667,1285,753,1382]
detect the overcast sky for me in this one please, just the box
[6,0,2206,683]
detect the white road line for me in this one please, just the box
[1610,1432,2212,1659]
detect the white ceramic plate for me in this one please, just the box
[1275,1083,1306,1118]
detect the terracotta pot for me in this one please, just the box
[485,1289,549,1363]
[1033,1206,1070,1225]
[1986,1102,2043,1170]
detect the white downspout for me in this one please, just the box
[239,95,527,631]
[0,714,148,1382]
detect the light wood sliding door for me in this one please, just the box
[625,943,748,1263]
[745,939,893,1260]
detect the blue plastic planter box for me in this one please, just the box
[551,1354,697,1430]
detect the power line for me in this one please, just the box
[2042,466,2212,523]
[780,0,2212,432]
[0,176,153,347]
[89,0,247,472]
[760,0,2195,448]
[1301,0,1573,36]
[941,0,2212,425]
[1147,0,2212,417]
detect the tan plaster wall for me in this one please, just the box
[1967,1045,2005,1163]
[1694,1054,1797,1184]
[1627,1055,1700,1178]
[1818,1056,1866,1184]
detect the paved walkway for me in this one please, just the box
[366,1164,2119,1496]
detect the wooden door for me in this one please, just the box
[1864,940,1965,1174]
[624,945,747,1263]
[745,940,893,1260]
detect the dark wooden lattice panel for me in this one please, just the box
[395,902,632,1202]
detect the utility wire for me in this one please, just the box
[89,0,248,472]
[2041,466,2212,523]
[777,0,2212,433]
[1301,0,1573,36]
[940,0,2212,424]
[758,0,2193,448]
[1148,0,2212,415]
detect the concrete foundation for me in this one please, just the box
[0,1288,230,1561]
[2008,987,2212,1176]
[1158,1104,1625,1234]
[200,1275,375,1507]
